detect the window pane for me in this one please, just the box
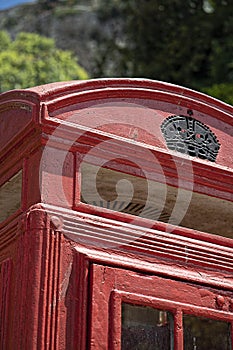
[183,314,231,350]
[80,162,233,237]
[0,171,22,222]
[121,303,174,350]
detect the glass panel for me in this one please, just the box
[80,162,233,238]
[121,303,174,350]
[183,314,231,350]
[0,170,22,222]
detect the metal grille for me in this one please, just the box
[161,115,220,162]
[84,200,172,223]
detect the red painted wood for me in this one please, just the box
[0,79,232,348]
[89,264,233,349]
[0,259,12,350]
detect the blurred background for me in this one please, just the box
[0,0,232,104]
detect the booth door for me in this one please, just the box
[88,264,233,350]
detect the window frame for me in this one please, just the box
[88,263,233,350]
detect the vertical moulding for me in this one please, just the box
[74,152,82,208]
[109,291,122,350]
[174,309,183,350]
[38,218,63,350]
[73,252,90,350]
[0,259,12,350]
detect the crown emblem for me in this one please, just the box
[161,115,220,162]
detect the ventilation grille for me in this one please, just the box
[84,200,172,223]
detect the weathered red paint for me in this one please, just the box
[0,79,232,349]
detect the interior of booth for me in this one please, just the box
[80,162,233,238]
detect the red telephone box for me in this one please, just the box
[0,79,233,349]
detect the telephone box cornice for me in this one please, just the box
[1,78,232,117]
[1,79,232,169]
[0,78,231,106]
[19,203,233,291]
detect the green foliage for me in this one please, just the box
[96,0,233,104]
[37,0,78,9]
[0,31,88,92]
[54,6,80,18]
[0,31,11,51]
[202,83,233,105]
